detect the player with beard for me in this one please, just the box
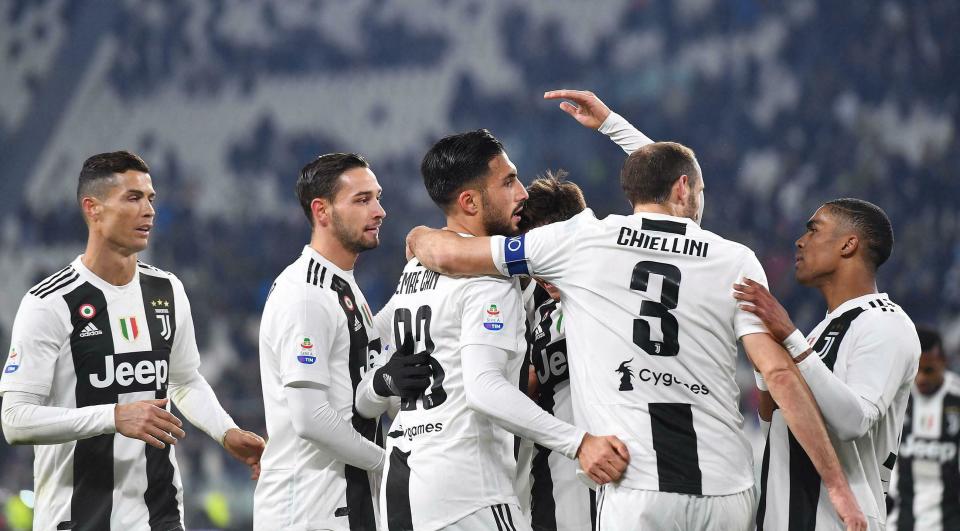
[404,132,866,528]
[255,153,428,530]
[354,130,628,531]
[734,199,920,530]
[0,151,264,531]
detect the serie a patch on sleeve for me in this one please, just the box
[297,336,317,364]
[482,302,504,331]
[3,345,20,374]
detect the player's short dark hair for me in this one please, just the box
[518,170,586,231]
[823,198,894,270]
[421,129,504,211]
[296,153,369,225]
[916,325,943,355]
[620,142,699,206]
[77,151,150,205]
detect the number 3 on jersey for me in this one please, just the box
[394,305,447,410]
[630,261,681,357]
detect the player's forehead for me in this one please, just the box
[484,152,517,184]
[108,170,155,196]
[806,206,835,228]
[335,166,381,199]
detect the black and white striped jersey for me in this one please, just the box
[757,293,920,530]
[491,210,770,496]
[255,246,382,530]
[377,256,527,531]
[525,289,595,531]
[0,256,199,530]
[888,372,960,531]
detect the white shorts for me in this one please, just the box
[595,484,756,531]
[443,503,532,531]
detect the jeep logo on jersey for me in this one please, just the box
[150,299,172,340]
[118,316,140,341]
[89,354,168,390]
[297,337,316,364]
[78,303,96,319]
[483,302,504,331]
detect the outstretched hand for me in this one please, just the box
[733,278,796,342]
[544,89,612,130]
[223,428,266,480]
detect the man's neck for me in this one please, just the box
[309,232,357,271]
[633,202,681,218]
[445,214,486,237]
[817,266,878,313]
[82,237,138,286]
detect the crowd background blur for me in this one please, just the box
[1,0,957,528]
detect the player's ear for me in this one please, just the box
[311,197,332,227]
[456,189,480,216]
[673,174,691,203]
[81,196,102,224]
[839,233,859,259]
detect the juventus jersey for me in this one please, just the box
[757,293,920,530]
[255,247,382,531]
[526,288,595,531]
[491,210,770,496]
[377,256,526,531]
[888,372,960,531]
[0,256,199,531]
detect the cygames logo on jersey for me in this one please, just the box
[78,303,96,319]
[483,302,504,331]
[118,316,139,341]
[297,337,317,364]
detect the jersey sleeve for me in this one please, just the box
[734,251,771,339]
[489,210,590,281]
[168,276,202,385]
[458,278,525,354]
[0,294,67,397]
[842,313,921,410]
[371,292,398,367]
[272,290,341,388]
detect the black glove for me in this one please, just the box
[372,352,432,398]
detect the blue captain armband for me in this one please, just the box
[503,235,529,276]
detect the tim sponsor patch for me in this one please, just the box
[482,302,504,331]
[296,336,317,364]
[3,347,20,374]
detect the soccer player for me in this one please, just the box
[516,173,595,531]
[405,140,866,530]
[255,153,429,530]
[887,326,960,530]
[0,151,264,531]
[734,199,920,530]
[354,130,629,531]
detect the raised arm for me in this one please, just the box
[544,89,654,153]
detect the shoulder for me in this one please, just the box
[690,225,758,261]
[944,373,960,397]
[459,275,521,299]
[267,258,342,315]
[849,299,921,356]
[26,263,83,303]
[137,260,185,291]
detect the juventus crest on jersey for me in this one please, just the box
[255,247,382,531]
[888,372,960,531]
[757,293,920,531]
[525,287,596,531]
[491,210,770,496]
[0,257,198,531]
[375,255,526,531]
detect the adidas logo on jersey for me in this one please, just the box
[353,316,363,332]
[79,322,103,338]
